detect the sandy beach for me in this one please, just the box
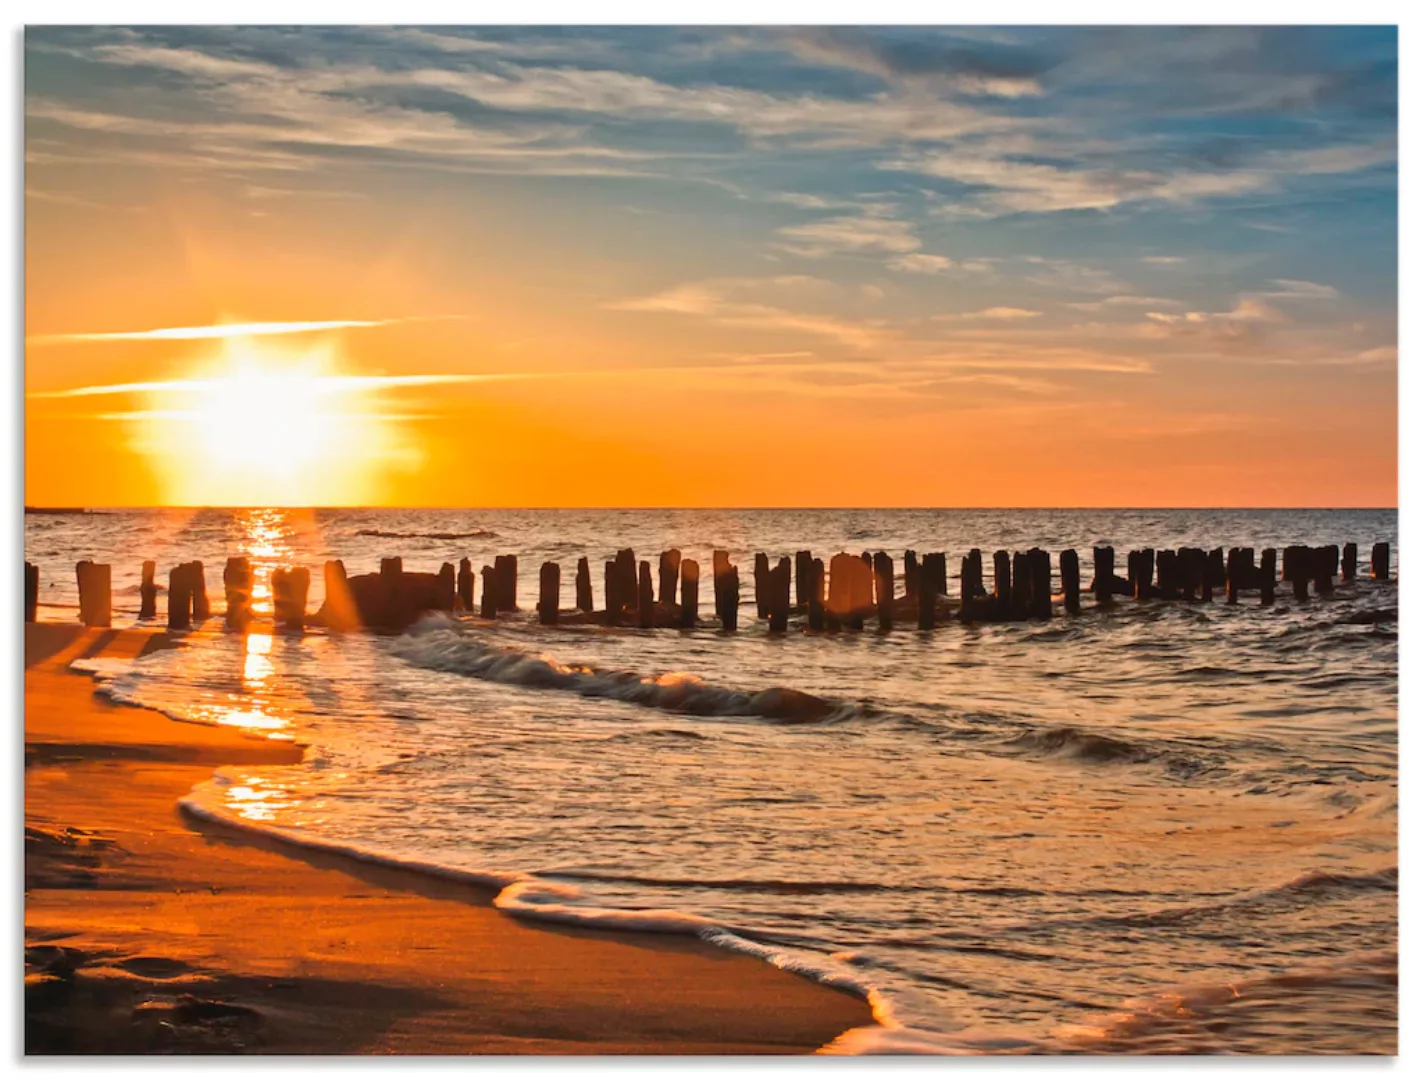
[23,621,874,1055]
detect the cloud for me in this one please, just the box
[29,373,508,400]
[1140,256,1184,264]
[27,317,459,346]
[1066,295,1185,312]
[887,253,954,274]
[937,307,1044,321]
[775,209,922,257]
[1262,279,1339,300]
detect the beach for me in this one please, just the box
[23,621,875,1054]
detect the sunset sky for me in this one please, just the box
[24,25,1397,508]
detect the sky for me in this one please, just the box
[24,25,1397,507]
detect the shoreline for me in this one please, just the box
[24,621,875,1055]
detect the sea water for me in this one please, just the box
[27,507,1398,1053]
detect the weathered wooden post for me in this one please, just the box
[167,564,191,629]
[1061,549,1080,615]
[322,559,354,631]
[273,567,309,631]
[966,549,984,600]
[1207,548,1226,591]
[381,556,403,579]
[438,562,457,611]
[721,565,740,631]
[1371,542,1389,581]
[659,549,680,606]
[993,550,1012,617]
[809,557,826,631]
[1156,550,1180,601]
[1283,545,1310,601]
[713,549,729,624]
[917,563,936,630]
[1137,549,1155,601]
[495,555,518,612]
[1312,545,1336,596]
[873,551,895,631]
[1011,552,1032,619]
[1226,549,1240,605]
[753,552,770,618]
[189,561,210,621]
[604,560,621,627]
[795,550,813,607]
[1259,548,1277,606]
[638,560,655,629]
[575,557,593,612]
[1029,549,1052,620]
[539,562,561,626]
[768,557,791,634]
[680,559,699,629]
[457,557,475,611]
[904,550,920,602]
[138,560,157,620]
[1093,546,1114,606]
[76,560,112,627]
[224,557,253,630]
[480,566,497,619]
[615,549,637,611]
[1176,548,1199,602]
[923,552,947,597]
[25,561,39,623]
[1342,542,1358,582]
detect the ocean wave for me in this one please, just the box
[178,772,890,1048]
[355,528,498,540]
[1003,726,1150,765]
[389,615,867,725]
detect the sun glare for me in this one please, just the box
[133,337,423,506]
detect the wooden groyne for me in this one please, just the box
[25,538,1394,634]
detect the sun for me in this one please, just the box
[133,337,423,506]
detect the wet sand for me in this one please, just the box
[24,622,874,1054]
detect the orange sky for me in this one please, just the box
[24,27,1397,508]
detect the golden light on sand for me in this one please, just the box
[123,338,429,506]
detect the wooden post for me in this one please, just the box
[795,550,813,607]
[1312,546,1335,596]
[638,560,655,629]
[1011,552,1031,619]
[967,549,984,600]
[273,567,309,631]
[457,557,475,611]
[381,556,403,579]
[540,562,561,626]
[1207,547,1226,591]
[874,551,895,631]
[659,549,680,606]
[1225,549,1240,605]
[1136,549,1154,601]
[323,559,353,631]
[1029,549,1051,619]
[438,562,457,610]
[224,557,253,630]
[993,550,1012,616]
[1259,548,1276,606]
[923,552,947,598]
[190,561,210,621]
[575,557,593,612]
[495,555,518,612]
[754,552,770,619]
[722,566,740,631]
[808,557,826,631]
[76,560,112,627]
[167,564,191,629]
[25,561,39,623]
[1061,549,1080,615]
[615,549,637,613]
[1093,546,1114,606]
[904,550,920,602]
[1156,550,1180,601]
[605,560,621,627]
[1284,545,1309,601]
[917,562,935,630]
[480,566,497,619]
[1342,542,1357,582]
[1371,542,1389,581]
[1177,548,1199,602]
[680,559,699,629]
[769,557,791,634]
[140,560,157,620]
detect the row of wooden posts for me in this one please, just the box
[24,540,1391,632]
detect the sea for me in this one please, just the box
[25,507,1398,1054]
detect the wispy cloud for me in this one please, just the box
[28,317,460,346]
[28,373,513,399]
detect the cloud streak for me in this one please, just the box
[28,317,461,346]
